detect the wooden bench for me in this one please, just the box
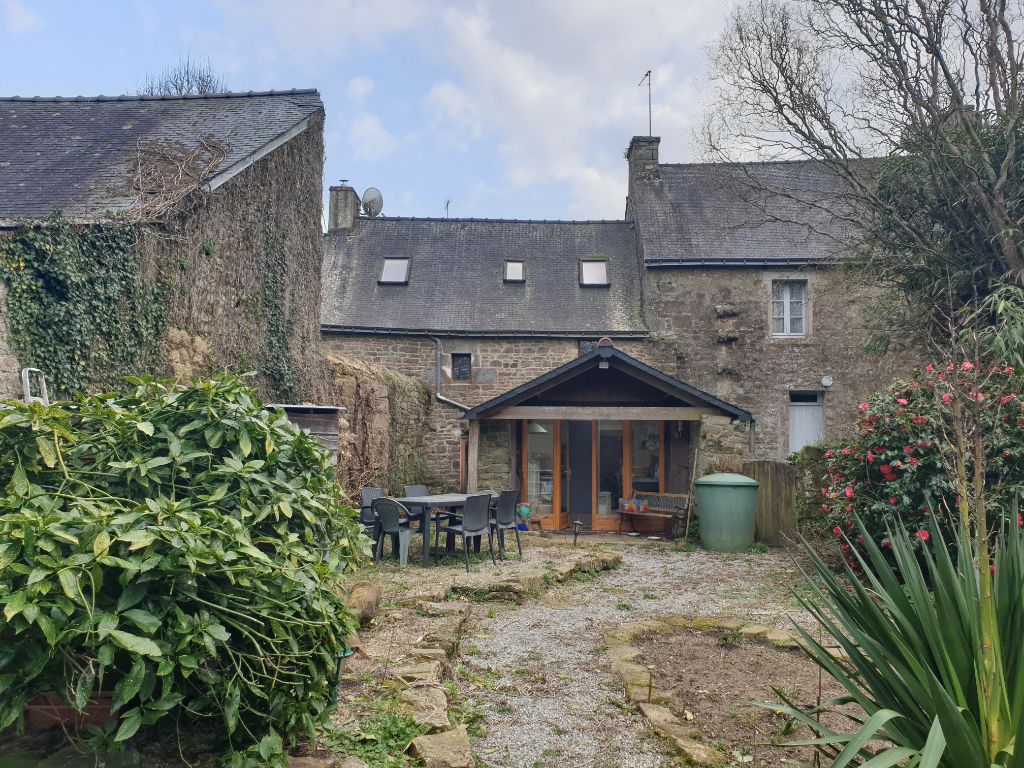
[617,492,691,539]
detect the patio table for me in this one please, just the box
[393,492,495,566]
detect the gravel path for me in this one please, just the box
[460,541,814,768]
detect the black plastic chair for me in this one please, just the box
[359,486,383,538]
[491,489,522,559]
[445,493,496,572]
[370,497,419,566]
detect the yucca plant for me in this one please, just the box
[773,507,1024,767]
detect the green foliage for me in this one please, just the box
[258,222,295,398]
[322,712,427,767]
[821,363,1024,568]
[773,515,1024,767]
[0,375,369,764]
[0,214,168,396]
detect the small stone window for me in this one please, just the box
[579,259,609,286]
[379,258,410,284]
[772,280,807,336]
[504,260,525,283]
[451,353,472,382]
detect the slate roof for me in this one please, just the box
[631,159,868,266]
[463,343,753,421]
[0,89,323,221]
[321,218,648,336]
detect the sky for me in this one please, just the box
[0,0,731,221]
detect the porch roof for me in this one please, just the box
[462,343,753,423]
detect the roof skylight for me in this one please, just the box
[579,259,609,286]
[379,257,410,284]
[504,260,525,283]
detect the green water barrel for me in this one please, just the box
[694,473,759,552]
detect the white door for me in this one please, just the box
[789,401,824,452]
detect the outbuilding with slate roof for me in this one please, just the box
[0,90,328,402]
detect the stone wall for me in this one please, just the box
[327,354,436,494]
[147,112,327,403]
[697,415,750,474]
[478,420,515,492]
[642,266,916,458]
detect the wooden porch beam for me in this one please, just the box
[481,406,718,421]
[467,420,480,492]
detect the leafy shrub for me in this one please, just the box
[820,362,1024,567]
[0,376,367,764]
[774,515,1024,767]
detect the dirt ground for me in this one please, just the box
[457,534,825,768]
[635,627,845,767]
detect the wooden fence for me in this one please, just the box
[741,460,798,546]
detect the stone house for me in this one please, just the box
[322,135,911,531]
[0,89,327,402]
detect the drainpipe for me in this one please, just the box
[430,336,471,411]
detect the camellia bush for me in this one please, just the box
[0,376,368,765]
[820,362,1024,568]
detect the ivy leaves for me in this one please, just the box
[0,376,365,762]
[0,214,167,396]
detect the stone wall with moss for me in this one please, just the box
[146,112,327,403]
[327,354,436,495]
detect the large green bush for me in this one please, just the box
[0,376,367,764]
[820,362,1024,567]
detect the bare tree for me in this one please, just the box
[705,0,1024,346]
[137,55,227,97]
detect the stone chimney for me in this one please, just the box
[625,136,661,185]
[328,184,361,230]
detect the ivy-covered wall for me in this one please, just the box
[0,111,327,403]
[146,111,327,403]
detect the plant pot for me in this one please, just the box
[26,691,116,731]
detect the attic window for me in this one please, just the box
[451,353,472,381]
[580,259,609,286]
[379,258,410,284]
[504,260,525,283]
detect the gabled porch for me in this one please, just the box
[463,341,754,531]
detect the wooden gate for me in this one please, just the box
[741,460,797,546]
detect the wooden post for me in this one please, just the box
[467,420,480,493]
[742,460,797,546]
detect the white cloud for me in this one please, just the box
[348,112,399,162]
[432,0,727,217]
[346,75,374,104]
[1,0,41,35]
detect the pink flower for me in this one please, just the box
[841,448,852,455]
[845,486,854,499]
[858,402,869,412]
[889,497,898,505]
[896,398,909,406]
[961,361,975,371]
[1005,366,1015,375]
[832,526,842,537]
[942,393,952,404]
[946,364,955,372]
[824,449,834,458]
[866,453,874,463]
[916,529,930,542]
[822,503,830,512]
[925,364,934,374]
[882,539,892,548]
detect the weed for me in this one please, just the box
[642,592,658,600]
[323,711,427,767]
[747,542,769,554]
[463,643,482,656]
[487,608,497,619]
[717,629,745,648]
[616,602,634,611]
[571,569,598,582]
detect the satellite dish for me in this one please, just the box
[362,187,383,217]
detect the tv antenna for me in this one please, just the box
[638,70,652,136]
[444,197,452,219]
[362,187,383,217]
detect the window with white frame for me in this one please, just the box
[504,260,525,283]
[379,257,410,284]
[772,280,807,336]
[580,259,609,286]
